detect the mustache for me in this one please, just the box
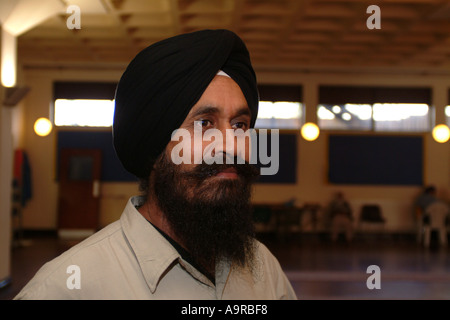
[181,156,260,181]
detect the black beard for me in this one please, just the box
[152,152,260,272]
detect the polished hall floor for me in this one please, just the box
[1,232,449,300]
[263,233,450,300]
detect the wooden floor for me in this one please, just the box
[262,233,450,300]
[1,232,449,300]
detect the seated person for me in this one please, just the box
[328,192,353,242]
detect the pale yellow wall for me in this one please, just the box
[0,97,25,283]
[19,67,450,233]
[0,55,26,283]
[99,183,139,227]
[0,104,13,283]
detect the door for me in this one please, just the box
[57,148,102,233]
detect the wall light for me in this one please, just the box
[1,29,17,87]
[301,122,320,141]
[34,117,52,137]
[432,124,450,143]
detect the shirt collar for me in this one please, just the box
[120,196,220,293]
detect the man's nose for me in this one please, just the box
[203,126,236,163]
[218,125,249,163]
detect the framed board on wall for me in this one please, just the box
[328,134,423,185]
[255,132,297,184]
[57,130,137,182]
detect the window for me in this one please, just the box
[373,103,429,131]
[255,101,303,129]
[447,88,450,127]
[255,84,303,129]
[54,99,115,127]
[317,86,431,132]
[318,103,430,132]
[446,105,450,127]
[53,81,117,128]
[318,104,372,130]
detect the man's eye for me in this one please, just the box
[232,122,248,130]
[195,119,212,128]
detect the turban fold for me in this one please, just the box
[113,29,259,179]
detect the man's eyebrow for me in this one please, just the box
[189,105,220,118]
[189,105,251,119]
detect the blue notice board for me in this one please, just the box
[57,130,137,182]
[328,134,423,185]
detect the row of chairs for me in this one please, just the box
[254,201,450,248]
[343,202,450,248]
[253,203,387,234]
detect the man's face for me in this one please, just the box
[161,75,258,201]
[151,75,259,269]
[168,74,253,184]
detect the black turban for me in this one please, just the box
[113,29,259,179]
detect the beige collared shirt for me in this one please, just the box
[15,196,297,300]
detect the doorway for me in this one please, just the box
[57,148,102,238]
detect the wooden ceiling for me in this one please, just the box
[15,0,450,73]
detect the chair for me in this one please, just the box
[252,205,274,233]
[253,205,272,224]
[423,201,450,248]
[358,204,385,232]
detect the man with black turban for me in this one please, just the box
[15,29,297,300]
